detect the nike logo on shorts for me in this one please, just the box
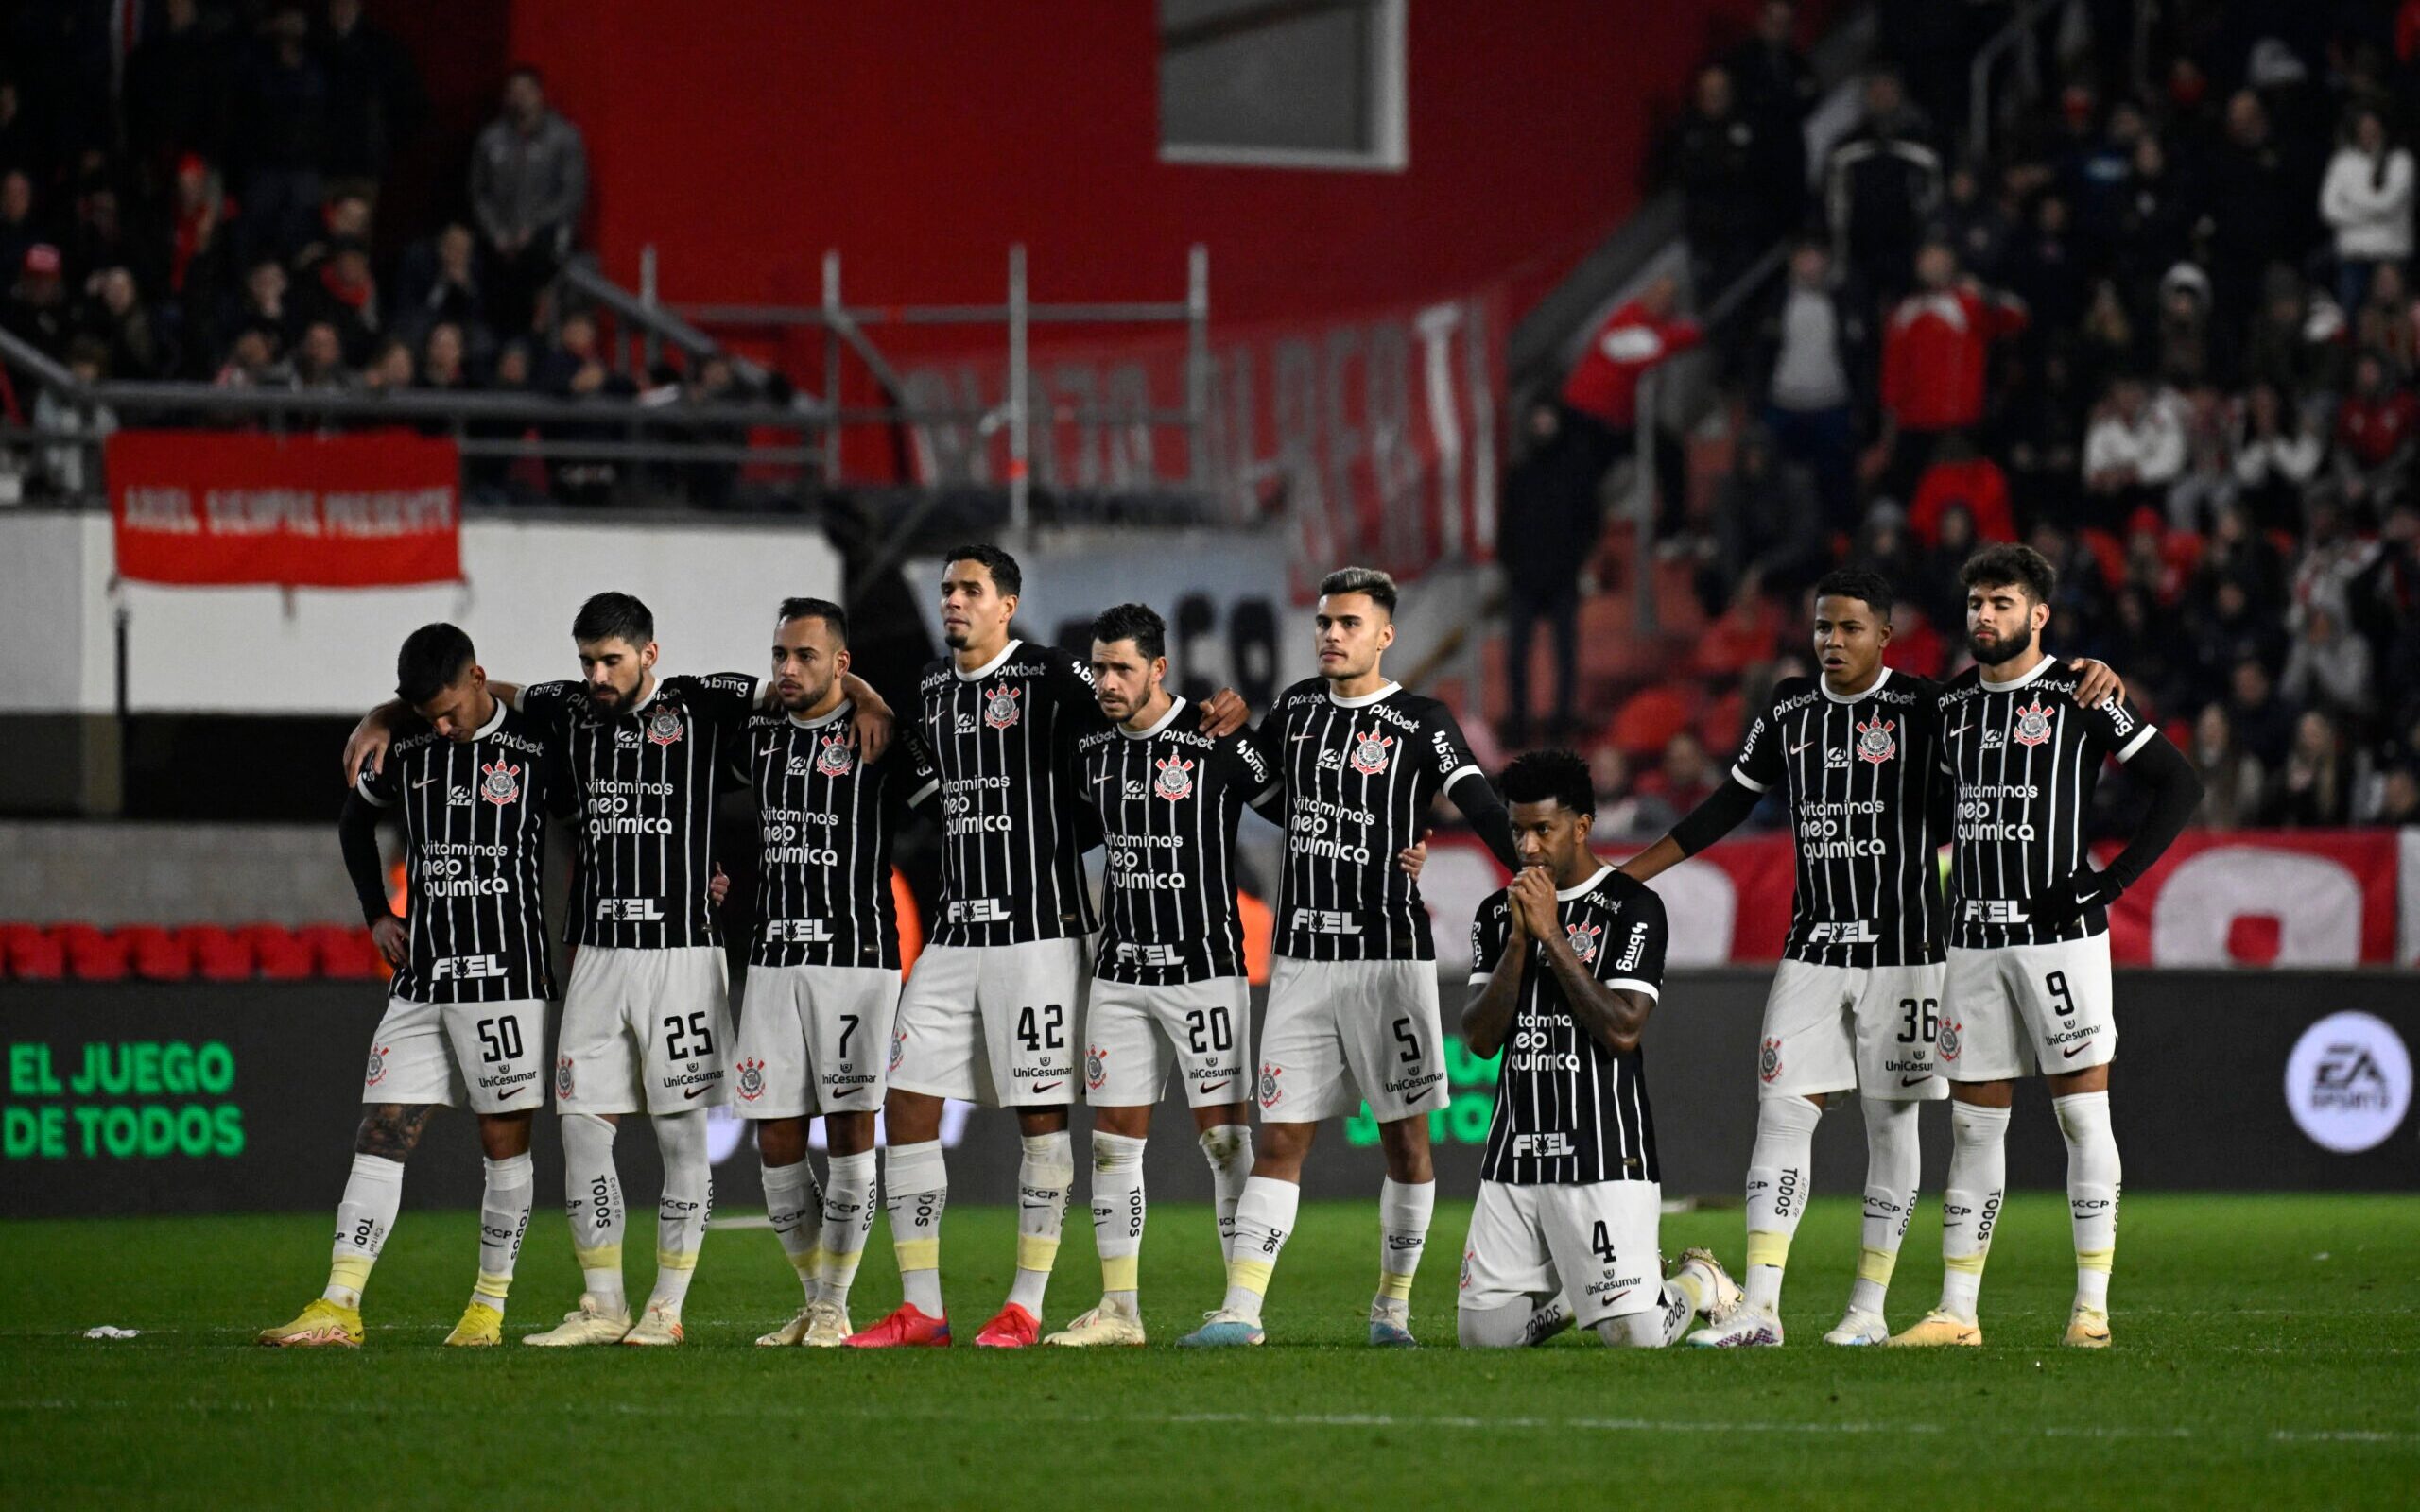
[2062,1043,2090,1058]
[1031,1081,1063,1094]
[1199,1079,1234,1095]
[497,1085,526,1099]
[832,1086,863,1099]
[1900,1075,1932,1088]
[683,1085,711,1099]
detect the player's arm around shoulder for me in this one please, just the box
[1461,889,1524,1057]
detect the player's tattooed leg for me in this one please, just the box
[354,1103,439,1161]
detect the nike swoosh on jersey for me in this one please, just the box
[1789,740,1815,755]
[412,776,438,789]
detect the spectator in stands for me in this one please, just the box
[125,0,233,184]
[418,320,471,395]
[294,234,379,367]
[2093,585,2193,714]
[75,266,160,379]
[30,336,114,496]
[63,180,134,296]
[1824,68,1940,297]
[2165,386,2238,536]
[675,352,748,509]
[1753,236,1868,533]
[1634,730,1720,833]
[2154,263,2215,389]
[163,153,237,308]
[213,324,288,389]
[315,0,424,191]
[2334,350,2416,517]
[1558,274,1698,541]
[2083,375,2186,520]
[290,189,374,279]
[536,310,631,503]
[2226,655,2297,769]
[0,170,41,290]
[1671,65,1783,308]
[2004,342,2088,528]
[1933,163,2014,284]
[2199,90,2315,325]
[2006,193,2086,345]
[2370,763,2420,824]
[2276,708,2360,825]
[1917,500,1979,633]
[2282,603,2376,726]
[290,318,352,394]
[1698,422,1824,618]
[1909,431,2014,546]
[471,65,588,338]
[1720,1,1818,155]
[1498,404,1585,746]
[2232,380,2325,532]
[359,335,413,400]
[2114,133,2192,301]
[392,222,491,360]
[465,338,535,502]
[1876,240,2026,504]
[2,242,70,360]
[2242,265,2349,410]
[2355,262,2417,374]
[231,7,328,263]
[2187,702,2267,831]
[2319,103,2412,318]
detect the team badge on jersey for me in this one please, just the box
[1348,730,1393,775]
[1084,1045,1108,1091]
[1937,1019,1962,1062]
[479,760,522,805]
[1153,756,1195,801]
[1257,1061,1285,1109]
[1758,1037,1784,1084]
[555,1055,576,1099]
[735,1057,766,1102]
[981,684,1022,730]
[2012,700,2056,747]
[1855,717,1898,765]
[363,1044,390,1086]
[1565,920,1602,964]
[814,733,855,778]
[646,707,684,746]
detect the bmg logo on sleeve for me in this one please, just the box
[2285,1011,2411,1154]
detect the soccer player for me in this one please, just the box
[345,593,885,1345]
[1183,566,1518,1349]
[1456,749,1740,1349]
[1621,569,2125,1347]
[263,624,562,1348]
[1892,544,2200,1349]
[734,598,937,1348]
[849,547,1245,1349]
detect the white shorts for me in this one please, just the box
[731,962,901,1119]
[1942,936,2118,1082]
[1255,955,1446,1125]
[889,937,1088,1108]
[555,945,733,1114]
[1083,976,1252,1108]
[360,996,548,1116]
[1757,958,1951,1102]
[1459,1178,1665,1327]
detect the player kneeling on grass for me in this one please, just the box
[1455,750,1740,1350]
[264,625,565,1348]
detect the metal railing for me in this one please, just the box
[1968,0,2066,163]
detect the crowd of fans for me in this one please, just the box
[0,2,762,503]
[1514,0,2420,833]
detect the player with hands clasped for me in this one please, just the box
[1457,750,1740,1350]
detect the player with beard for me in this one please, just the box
[734,599,937,1348]
[342,593,890,1346]
[1893,544,2200,1349]
[1621,570,2123,1348]
[1183,567,1518,1349]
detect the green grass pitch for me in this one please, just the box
[3,1193,2414,1509]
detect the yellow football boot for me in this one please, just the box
[443,1302,504,1347]
[1888,1309,1983,1347]
[258,1298,364,1348]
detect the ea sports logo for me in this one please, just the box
[1153,757,1194,801]
[1348,730,1393,775]
[814,734,854,779]
[1855,717,1897,765]
[735,1057,767,1103]
[982,684,1022,730]
[479,760,522,805]
[2286,1011,2411,1153]
[647,708,684,746]
[2012,700,2055,747]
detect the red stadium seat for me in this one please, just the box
[179,925,255,981]
[3,924,64,980]
[55,922,130,980]
[304,924,383,980]
[1698,688,1747,754]
[1607,683,1698,758]
[244,924,316,980]
[119,924,194,981]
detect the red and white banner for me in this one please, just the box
[1426,829,2418,971]
[108,430,461,588]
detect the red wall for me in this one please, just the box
[503,1,1788,351]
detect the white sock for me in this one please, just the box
[761,1157,825,1306]
[818,1149,878,1310]
[1742,1094,1824,1313]
[1007,1130,1075,1316]
[2054,1091,2121,1312]
[472,1152,534,1314]
[885,1140,948,1316]
[1221,1176,1300,1321]
[1089,1131,1149,1312]
[1938,1101,2010,1322]
[1850,1095,1922,1317]
[1599,1281,1695,1348]
[1198,1124,1254,1261]
[648,1109,711,1314]
[1373,1177,1435,1319]
[324,1152,406,1308]
[560,1112,628,1314]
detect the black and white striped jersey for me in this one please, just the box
[1730,669,1946,968]
[1261,679,1483,962]
[737,700,939,971]
[916,639,1108,949]
[1076,696,1281,986]
[355,699,561,1004]
[521,673,759,951]
[1937,656,2157,949]
[1470,866,1668,1186]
